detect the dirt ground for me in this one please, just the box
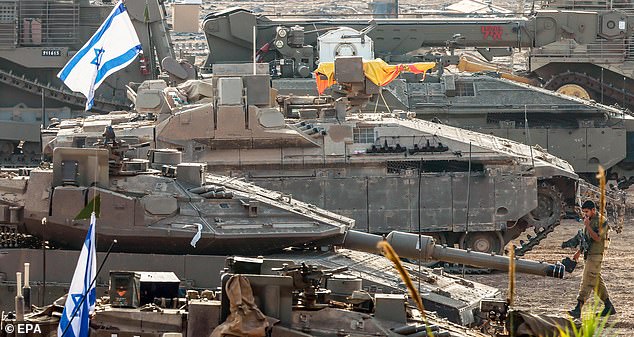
[466,218,634,336]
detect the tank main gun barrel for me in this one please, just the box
[342,230,565,278]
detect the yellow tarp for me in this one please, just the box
[315,59,436,94]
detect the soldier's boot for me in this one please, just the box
[601,298,616,317]
[568,300,583,319]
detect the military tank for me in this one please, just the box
[252,25,634,185]
[39,60,611,257]
[276,70,634,184]
[0,260,575,337]
[0,140,571,326]
[202,1,634,110]
[0,139,568,277]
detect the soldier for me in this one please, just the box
[568,200,616,318]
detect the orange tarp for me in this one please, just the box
[315,59,436,94]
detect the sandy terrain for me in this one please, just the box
[466,218,634,336]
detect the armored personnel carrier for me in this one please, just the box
[275,70,634,183]
[247,25,634,185]
[0,0,175,110]
[40,60,609,256]
[203,1,634,109]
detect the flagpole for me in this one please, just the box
[60,239,117,337]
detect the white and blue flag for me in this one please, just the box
[57,0,142,110]
[57,212,97,337]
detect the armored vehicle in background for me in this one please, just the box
[0,0,195,165]
[0,0,174,110]
[203,1,634,109]
[41,60,606,256]
[202,3,634,183]
[273,70,634,184]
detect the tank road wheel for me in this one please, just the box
[555,84,591,100]
[459,232,504,254]
[522,182,565,230]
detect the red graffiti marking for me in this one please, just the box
[481,26,503,40]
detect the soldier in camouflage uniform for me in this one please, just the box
[568,200,616,318]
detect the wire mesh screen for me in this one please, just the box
[0,1,15,47]
[15,0,79,46]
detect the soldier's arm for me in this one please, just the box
[573,250,581,261]
[584,220,601,242]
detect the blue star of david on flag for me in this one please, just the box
[91,48,105,66]
[57,1,141,111]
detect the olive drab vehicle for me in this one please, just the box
[0,0,194,165]
[203,1,634,107]
[41,59,625,257]
[201,2,634,184]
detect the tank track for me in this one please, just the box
[513,221,559,256]
[512,182,566,256]
[0,68,127,113]
[544,71,634,108]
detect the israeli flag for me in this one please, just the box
[58,212,97,337]
[57,0,142,111]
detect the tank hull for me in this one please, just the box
[23,219,337,255]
